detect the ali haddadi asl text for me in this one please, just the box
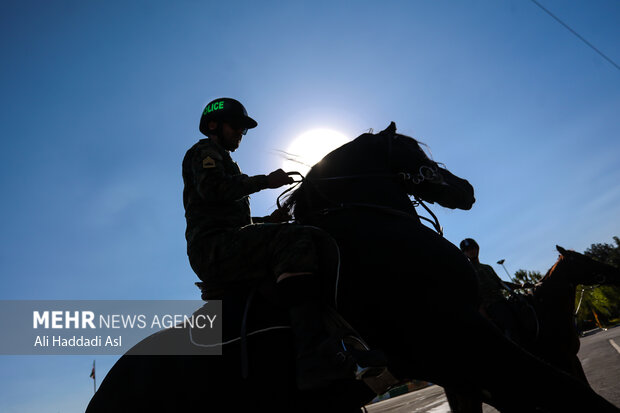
[33,335,122,348]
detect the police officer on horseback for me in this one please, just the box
[460,238,521,339]
[182,97,361,389]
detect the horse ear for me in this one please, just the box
[556,245,567,256]
[380,122,397,136]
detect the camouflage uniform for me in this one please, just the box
[182,138,321,291]
[471,262,506,309]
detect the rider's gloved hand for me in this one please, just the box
[267,169,294,188]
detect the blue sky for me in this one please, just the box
[1,1,619,411]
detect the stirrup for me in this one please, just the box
[323,307,399,394]
[341,335,399,395]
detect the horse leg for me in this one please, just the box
[444,386,483,413]
[424,308,618,413]
[571,354,590,385]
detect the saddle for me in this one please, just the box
[195,276,289,345]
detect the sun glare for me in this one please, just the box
[282,129,350,176]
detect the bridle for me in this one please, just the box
[574,274,606,316]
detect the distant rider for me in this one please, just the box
[460,238,521,339]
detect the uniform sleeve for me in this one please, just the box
[489,266,503,284]
[189,146,269,202]
[487,265,509,289]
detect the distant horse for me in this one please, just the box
[527,246,620,381]
[86,123,618,412]
[445,246,620,412]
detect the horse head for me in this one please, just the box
[284,122,475,221]
[554,245,620,286]
[381,122,475,210]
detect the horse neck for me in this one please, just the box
[535,259,578,319]
[298,173,418,220]
[533,257,583,359]
[331,178,417,211]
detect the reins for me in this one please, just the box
[574,283,603,316]
[411,196,444,236]
[575,288,585,315]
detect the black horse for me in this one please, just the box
[445,246,620,412]
[86,123,619,412]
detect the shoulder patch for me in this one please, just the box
[201,146,224,161]
[202,156,216,169]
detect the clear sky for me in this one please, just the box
[1,1,619,411]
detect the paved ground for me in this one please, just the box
[363,325,620,412]
[363,385,451,413]
[578,325,620,407]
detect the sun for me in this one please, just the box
[282,129,350,176]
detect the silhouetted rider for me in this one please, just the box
[182,97,358,389]
[460,238,521,340]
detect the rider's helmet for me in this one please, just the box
[459,238,479,251]
[199,97,258,137]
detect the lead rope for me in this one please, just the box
[240,287,256,379]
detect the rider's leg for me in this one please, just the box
[276,272,357,390]
[190,224,372,390]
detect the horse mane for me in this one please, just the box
[540,254,565,283]
[280,132,367,218]
[282,178,307,218]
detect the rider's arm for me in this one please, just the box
[489,266,521,291]
[505,281,524,290]
[189,147,269,203]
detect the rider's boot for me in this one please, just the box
[289,301,360,390]
[277,274,358,390]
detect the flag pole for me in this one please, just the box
[90,359,97,394]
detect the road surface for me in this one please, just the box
[363,325,620,412]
